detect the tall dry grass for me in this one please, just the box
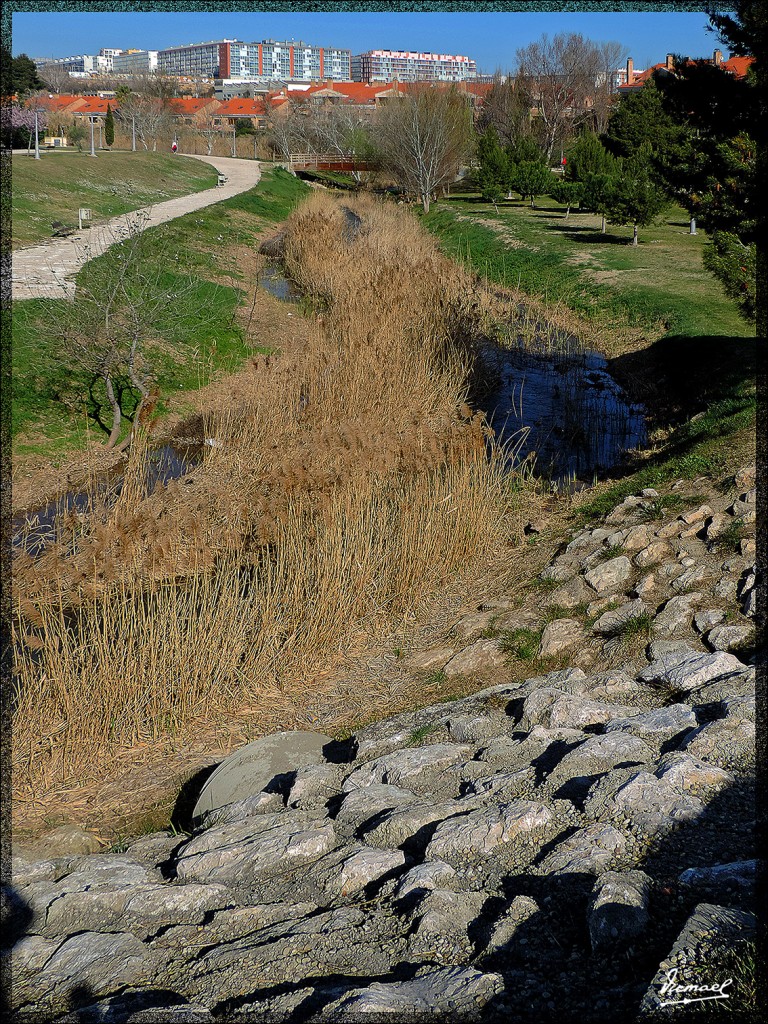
[13,191,532,791]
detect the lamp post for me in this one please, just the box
[34,108,41,159]
[98,119,103,149]
[232,124,236,158]
[89,116,97,157]
[132,114,136,152]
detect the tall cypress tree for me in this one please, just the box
[104,104,115,147]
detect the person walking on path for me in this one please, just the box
[11,154,261,301]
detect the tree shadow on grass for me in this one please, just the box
[606,333,758,431]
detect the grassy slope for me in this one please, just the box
[12,149,219,249]
[423,190,757,502]
[12,168,310,457]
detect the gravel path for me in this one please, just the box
[11,154,262,301]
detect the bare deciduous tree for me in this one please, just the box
[516,33,605,162]
[374,87,473,212]
[116,75,175,151]
[39,62,74,95]
[476,75,535,150]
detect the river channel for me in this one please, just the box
[12,257,644,556]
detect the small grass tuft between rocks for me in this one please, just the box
[602,611,655,656]
[498,626,544,663]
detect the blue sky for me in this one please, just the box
[13,8,726,74]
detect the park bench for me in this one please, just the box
[217,174,228,186]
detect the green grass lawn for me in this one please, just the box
[425,191,751,340]
[12,149,219,249]
[12,168,310,456]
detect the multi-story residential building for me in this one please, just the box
[35,54,108,75]
[98,47,124,72]
[112,49,159,75]
[352,49,477,84]
[157,39,351,82]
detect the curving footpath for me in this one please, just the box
[11,154,262,301]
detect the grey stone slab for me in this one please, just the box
[192,731,333,825]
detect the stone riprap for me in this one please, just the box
[8,473,757,1022]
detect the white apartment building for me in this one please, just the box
[112,49,159,75]
[352,49,477,83]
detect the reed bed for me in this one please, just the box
[13,192,531,793]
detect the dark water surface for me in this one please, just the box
[478,339,646,485]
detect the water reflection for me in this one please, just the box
[479,339,646,485]
[12,443,203,558]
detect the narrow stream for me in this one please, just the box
[14,248,645,557]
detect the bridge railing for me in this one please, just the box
[288,152,352,167]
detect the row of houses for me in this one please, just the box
[29,79,495,134]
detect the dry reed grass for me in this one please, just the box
[13,191,532,793]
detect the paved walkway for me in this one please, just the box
[11,154,262,301]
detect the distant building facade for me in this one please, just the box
[352,49,477,83]
[112,49,159,74]
[156,39,351,81]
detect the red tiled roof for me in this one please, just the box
[721,56,753,79]
[168,97,216,114]
[215,98,267,116]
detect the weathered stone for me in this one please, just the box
[544,575,593,609]
[538,824,627,875]
[538,618,586,658]
[734,466,756,489]
[463,767,536,800]
[654,752,732,796]
[450,609,498,641]
[621,525,653,551]
[638,649,745,692]
[678,860,756,890]
[443,639,508,678]
[646,639,694,662]
[585,556,633,594]
[671,564,709,592]
[743,588,757,617]
[704,513,727,539]
[337,847,406,896]
[405,647,455,672]
[42,881,234,940]
[325,966,503,1020]
[360,798,477,849]
[604,704,698,743]
[541,561,578,583]
[588,870,651,953]
[411,888,486,944]
[586,595,621,618]
[739,538,756,558]
[634,541,674,569]
[694,609,726,633]
[287,763,345,810]
[713,575,738,600]
[656,520,685,539]
[522,688,635,732]
[639,904,756,1016]
[192,731,333,825]
[333,784,418,830]
[689,667,755,703]
[633,573,657,598]
[393,860,458,900]
[680,717,755,766]
[342,744,473,793]
[582,670,642,700]
[483,895,540,954]
[425,800,553,863]
[681,504,713,525]
[14,825,102,861]
[174,812,337,883]
[13,931,159,1011]
[585,769,704,835]
[707,624,753,652]
[652,593,705,636]
[199,790,285,829]
[547,733,654,787]
[591,599,651,636]
[444,713,506,744]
